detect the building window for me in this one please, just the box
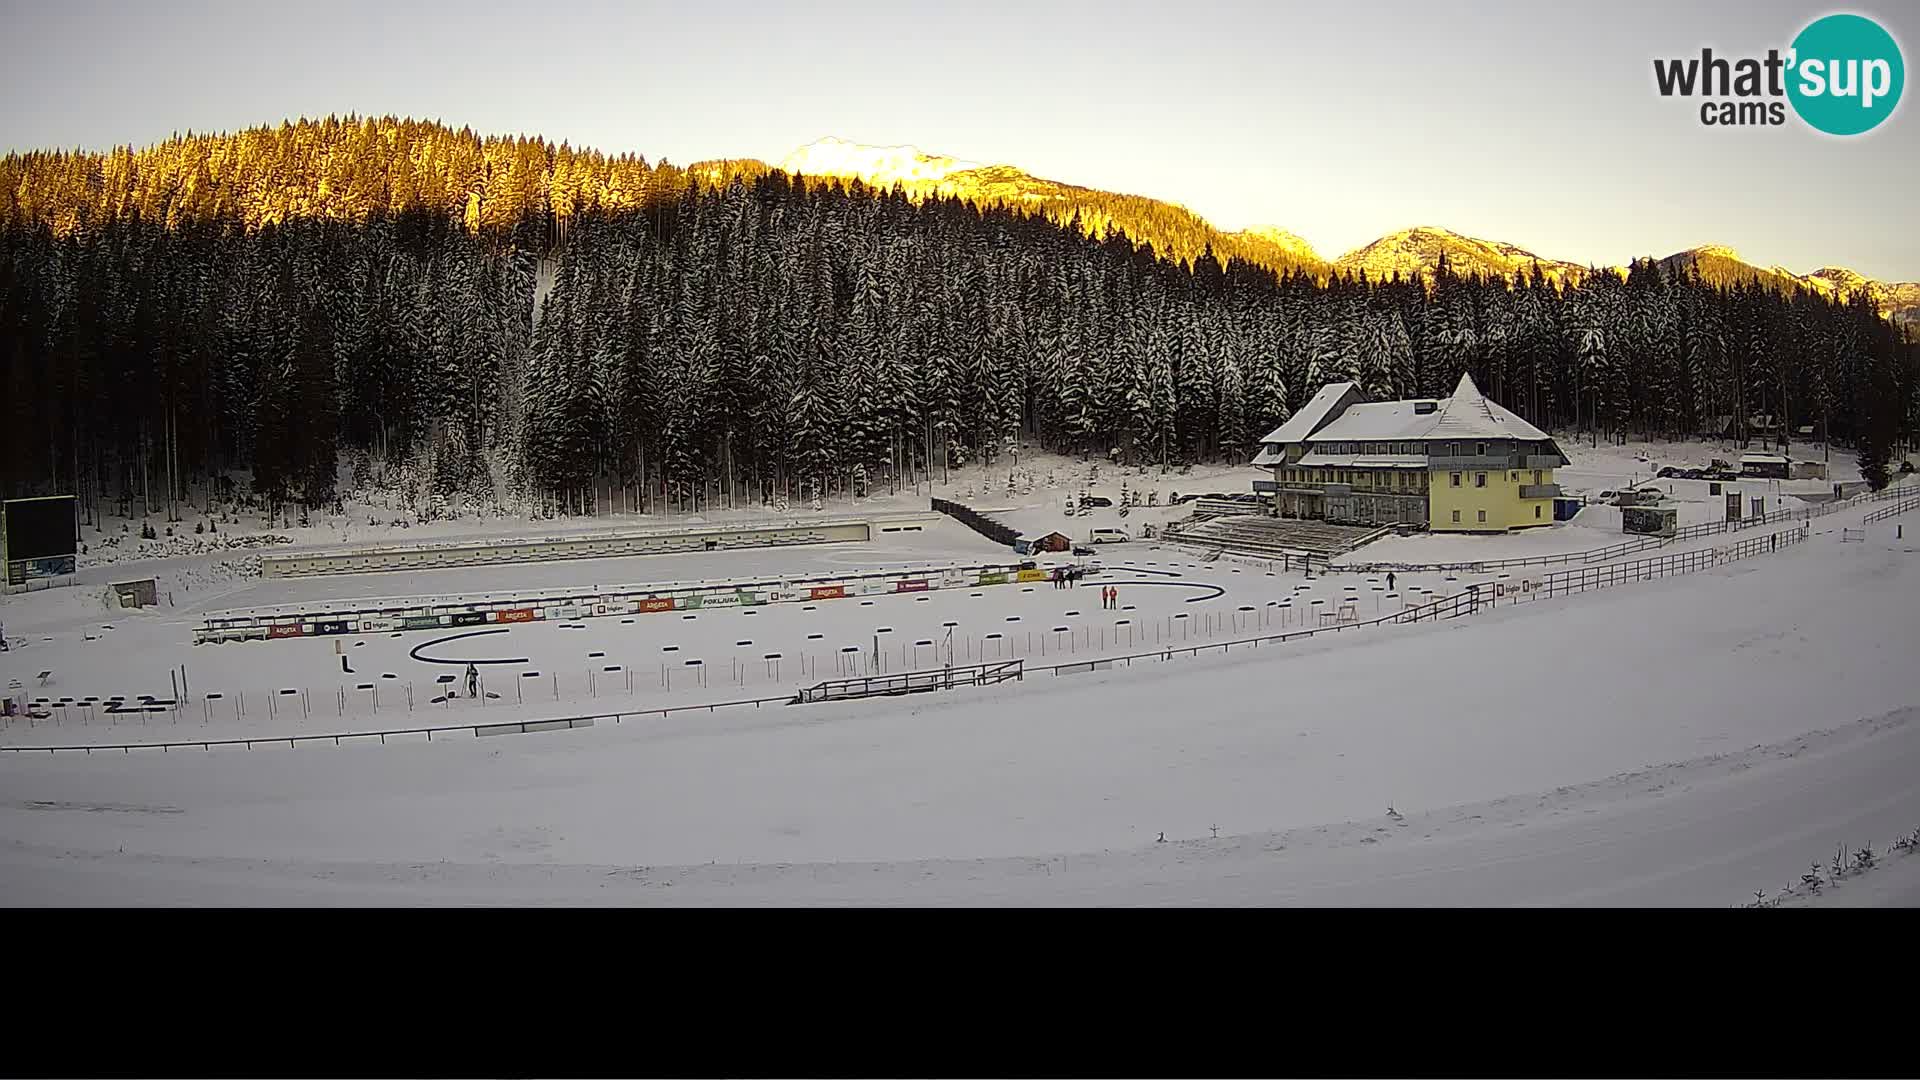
[1478,509,1487,523]
[1534,469,1543,484]
[1535,505,1542,519]
[1475,473,1487,488]
[1451,472,1461,487]
[1476,442,1486,456]
[1452,510,1461,523]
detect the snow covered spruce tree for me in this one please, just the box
[2,117,1914,511]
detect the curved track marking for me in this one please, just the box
[408,628,530,667]
[1094,579,1225,603]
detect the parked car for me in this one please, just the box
[1071,546,1095,556]
[1081,495,1114,508]
[1087,527,1131,544]
[1657,466,1681,479]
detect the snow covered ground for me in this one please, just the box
[3,494,1916,905]
[0,524,1483,746]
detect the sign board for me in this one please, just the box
[1252,480,1279,494]
[401,615,444,630]
[894,579,930,593]
[3,495,78,585]
[637,598,675,613]
[1016,569,1048,583]
[809,585,846,601]
[313,620,352,636]
[268,623,305,639]
[497,608,536,623]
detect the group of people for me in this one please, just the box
[1050,566,1084,588]
[1100,585,1122,611]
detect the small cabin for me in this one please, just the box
[112,578,159,609]
[1621,505,1677,538]
[1014,531,1072,555]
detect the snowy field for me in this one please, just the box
[3,492,1916,905]
[2,521,1485,747]
[4,440,1916,906]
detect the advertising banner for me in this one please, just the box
[1016,568,1048,583]
[975,573,1007,586]
[450,611,487,627]
[401,615,444,630]
[809,585,846,600]
[6,554,77,585]
[268,623,305,639]
[638,597,676,613]
[313,620,351,635]
[497,608,537,623]
[894,579,930,593]
[735,592,764,606]
[702,592,740,607]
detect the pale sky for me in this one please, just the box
[3,0,1914,279]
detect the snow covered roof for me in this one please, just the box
[1740,453,1790,463]
[1424,372,1552,442]
[1310,400,1440,442]
[1259,374,1553,454]
[1251,446,1286,467]
[1306,374,1551,444]
[1256,382,1361,447]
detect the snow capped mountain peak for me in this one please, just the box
[1234,224,1321,261]
[780,137,986,188]
[1806,266,1872,291]
[1686,243,1744,261]
[1335,225,1586,283]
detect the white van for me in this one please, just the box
[1088,527,1131,544]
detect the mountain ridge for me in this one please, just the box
[763,138,1915,320]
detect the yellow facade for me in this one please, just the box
[1427,465,1557,531]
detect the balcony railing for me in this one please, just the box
[1428,455,1513,471]
[1519,484,1562,500]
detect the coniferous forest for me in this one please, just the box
[2,118,1915,522]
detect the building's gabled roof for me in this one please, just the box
[1256,382,1361,446]
[1425,372,1551,441]
[1305,373,1553,444]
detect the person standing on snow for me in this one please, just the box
[1387,572,1397,593]
[465,663,479,700]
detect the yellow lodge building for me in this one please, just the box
[1250,372,1568,532]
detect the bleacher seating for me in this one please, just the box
[1163,514,1386,559]
[932,498,1018,547]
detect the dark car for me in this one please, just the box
[1072,546,1094,556]
[1081,495,1113,508]
[1657,466,1681,479]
